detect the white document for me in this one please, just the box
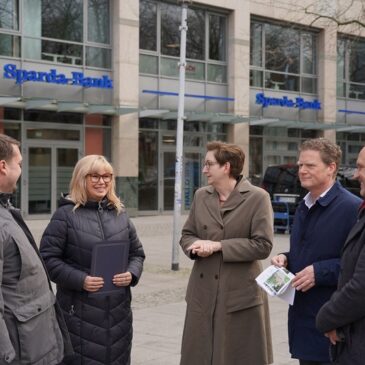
[255,265,296,305]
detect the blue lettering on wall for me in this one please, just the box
[255,92,321,110]
[3,64,113,89]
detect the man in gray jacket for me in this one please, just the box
[0,134,72,364]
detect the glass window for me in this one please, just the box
[0,33,20,57]
[24,110,83,124]
[251,20,317,94]
[250,22,262,67]
[208,64,227,83]
[302,33,316,74]
[0,0,18,30]
[140,0,157,51]
[139,131,158,210]
[140,54,158,74]
[349,39,365,83]
[209,14,225,61]
[161,3,180,57]
[337,39,346,97]
[265,24,300,73]
[161,3,204,60]
[186,8,205,60]
[86,46,111,68]
[42,0,83,42]
[40,39,82,65]
[88,0,110,44]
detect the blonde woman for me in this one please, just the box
[40,155,145,365]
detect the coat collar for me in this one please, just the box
[203,176,253,225]
[310,181,342,208]
[0,192,13,209]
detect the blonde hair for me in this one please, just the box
[68,155,123,214]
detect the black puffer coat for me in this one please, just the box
[40,197,145,365]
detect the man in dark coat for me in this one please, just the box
[0,133,72,364]
[316,146,365,365]
[271,138,361,365]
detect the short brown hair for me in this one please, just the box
[299,138,342,174]
[0,134,20,161]
[206,141,245,179]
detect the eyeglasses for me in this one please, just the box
[88,173,113,183]
[202,160,219,169]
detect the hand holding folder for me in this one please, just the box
[89,240,130,295]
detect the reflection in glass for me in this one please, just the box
[88,0,110,44]
[139,0,157,51]
[265,72,299,92]
[86,46,111,68]
[42,0,83,42]
[250,22,262,66]
[161,3,180,57]
[29,147,51,214]
[348,39,365,85]
[57,148,78,200]
[41,39,82,65]
[163,152,175,210]
[0,33,20,57]
[140,54,158,74]
[250,69,262,87]
[302,33,316,74]
[0,0,18,30]
[302,77,317,94]
[249,136,263,186]
[209,14,225,61]
[161,57,179,77]
[265,24,300,73]
[24,110,83,124]
[208,64,227,83]
[138,131,158,210]
[186,8,205,60]
[27,129,80,140]
[161,3,204,60]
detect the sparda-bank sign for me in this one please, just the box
[256,92,321,110]
[3,63,113,89]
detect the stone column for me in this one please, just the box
[317,24,337,142]
[228,2,250,176]
[112,1,139,216]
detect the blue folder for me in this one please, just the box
[90,240,130,296]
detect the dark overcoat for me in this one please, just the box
[316,209,365,365]
[40,197,145,365]
[180,178,274,365]
[285,182,361,362]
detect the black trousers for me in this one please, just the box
[299,360,332,365]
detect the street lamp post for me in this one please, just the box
[171,0,192,271]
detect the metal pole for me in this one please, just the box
[171,0,190,271]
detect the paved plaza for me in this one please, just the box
[28,215,297,365]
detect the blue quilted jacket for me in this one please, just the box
[40,196,145,365]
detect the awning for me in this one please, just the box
[0,96,137,116]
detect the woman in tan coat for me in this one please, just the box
[180,141,274,365]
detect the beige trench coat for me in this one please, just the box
[180,178,274,365]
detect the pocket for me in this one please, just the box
[12,292,63,364]
[225,285,263,313]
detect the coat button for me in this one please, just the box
[200,273,204,278]
[37,307,42,312]
[203,225,207,229]
[215,275,219,280]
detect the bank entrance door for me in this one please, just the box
[22,142,81,218]
[162,151,202,211]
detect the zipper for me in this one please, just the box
[97,201,105,239]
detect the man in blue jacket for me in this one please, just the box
[271,138,361,365]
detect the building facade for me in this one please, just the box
[1,0,365,218]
